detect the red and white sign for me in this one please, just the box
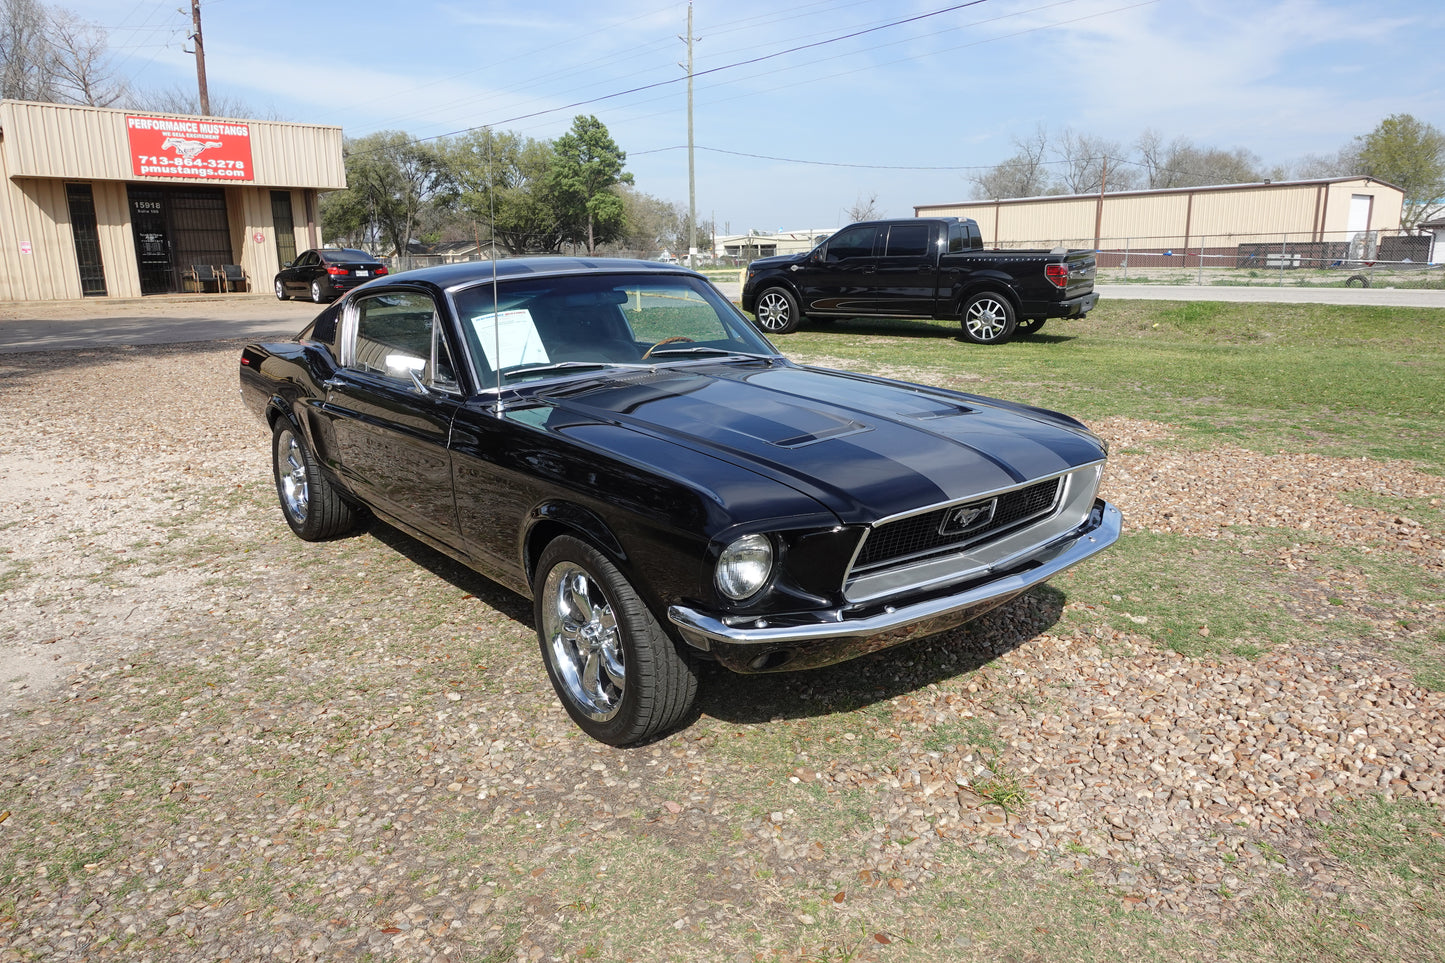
[125,115,254,182]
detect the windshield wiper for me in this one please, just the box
[644,346,765,359]
[503,360,655,379]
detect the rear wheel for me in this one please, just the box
[753,286,802,334]
[534,536,698,745]
[310,279,327,303]
[272,419,357,540]
[274,278,289,301]
[960,292,1017,344]
[1017,318,1046,336]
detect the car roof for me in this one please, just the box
[317,248,375,260]
[382,256,703,291]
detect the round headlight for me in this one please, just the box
[715,534,774,601]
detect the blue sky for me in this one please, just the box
[75,0,1445,233]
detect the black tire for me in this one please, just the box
[274,278,289,301]
[272,419,357,541]
[1346,274,1370,288]
[310,279,328,303]
[1017,318,1046,336]
[534,536,698,746]
[752,286,803,334]
[960,292,1017,344]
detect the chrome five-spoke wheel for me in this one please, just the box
[533,536,698,745]
[541,562,626,721]
[269,419,357,541]
[276,426,310,524]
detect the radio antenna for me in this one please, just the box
[487,128,504,415]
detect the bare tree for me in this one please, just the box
[1,0,57,101]
[128,83,280,120]
[46,9,124,106]
[846,191,880,221]
[1056,129,1136,194]
[971,124,1053,198]
[1136,131,1263,188]
[1292,144,1362,180]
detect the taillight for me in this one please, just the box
[1044,263,1069,289]
[375,266,388,276]
[326,265,347,276]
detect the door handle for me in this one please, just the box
[862,265,876,274]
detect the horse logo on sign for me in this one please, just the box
[161,136,224,163]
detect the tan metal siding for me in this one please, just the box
[94,181,141,298]
[1,100,345,189]
[916,178,1406,248]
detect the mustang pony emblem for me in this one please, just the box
[161,136,224,162]
[940,499,997,536]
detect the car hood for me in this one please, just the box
[533,362,1106,525]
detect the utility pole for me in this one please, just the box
[187,0,210,115]
[682,3,693,267]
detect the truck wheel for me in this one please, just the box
[1017,318,1046,336]
[960,293,1017,344]
[534,536,699,746]
[753,287,802,334]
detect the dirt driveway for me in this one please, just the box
[0,301,1442,961]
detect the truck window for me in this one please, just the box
[947,222,983,253]
[823,225,879,262]
[884,223,931,258]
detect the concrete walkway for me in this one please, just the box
[4,282,1443,354]
[1094,283,1445,308]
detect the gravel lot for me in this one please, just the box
[0,312,1443,960]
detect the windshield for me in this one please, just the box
[453,272,778,388]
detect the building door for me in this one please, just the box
[126,186,233,294]
[168,188,231,275]
[271,190,297,267]
[1348,194,1374,234]
[66,183,107,297]
[128,188,172,294]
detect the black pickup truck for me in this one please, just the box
[741,217,1098,344]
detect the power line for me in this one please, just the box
[353,1,993,153]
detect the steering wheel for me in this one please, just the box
[641,336,694,360]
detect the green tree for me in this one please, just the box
[1354,114,1445,230]
[326,132,447,255]
[549,115,634,254]
[440,129,564,254]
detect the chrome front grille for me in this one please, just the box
[854,477,1062,571]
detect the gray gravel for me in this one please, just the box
[0,339,1442,960]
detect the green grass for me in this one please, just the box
[776,300,1445,465]
[1231,796,1445,963]
[2,298,1443,963]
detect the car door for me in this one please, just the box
[285,251,318,296]
[322,288,467,555]
[795,223,881,316]
[870,221,939,316]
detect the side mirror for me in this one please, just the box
[283,260,294,268]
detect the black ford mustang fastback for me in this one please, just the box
[239,258,1120,745]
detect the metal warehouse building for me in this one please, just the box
[0,99,345,301]
[916,177,1407,268]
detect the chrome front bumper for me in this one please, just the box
[668,500,1121,673]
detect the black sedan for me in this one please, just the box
[274,248,388,303]
[239,258,1120,745]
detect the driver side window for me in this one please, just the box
[349,292,458,390]
[823,225,879,262]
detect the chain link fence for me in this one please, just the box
[996,229,1443,288]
